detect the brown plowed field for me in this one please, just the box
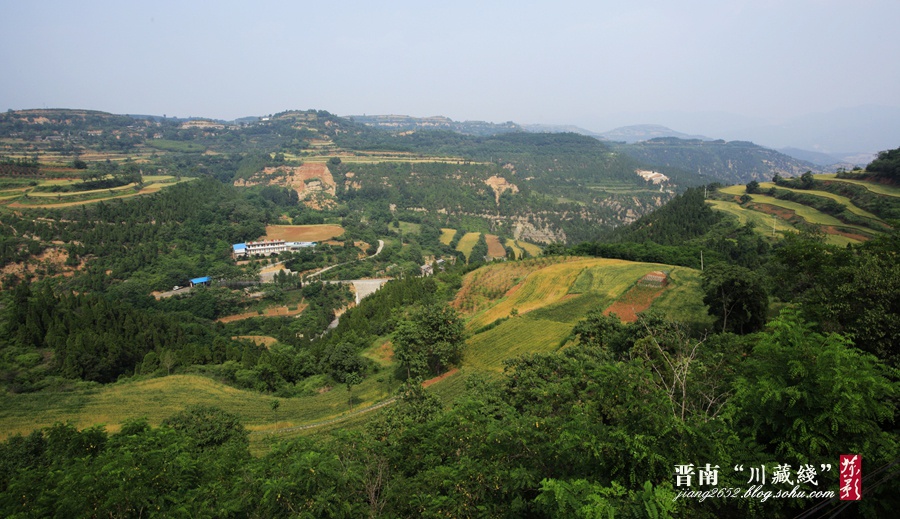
[485,234,507,258]
[217,303,307,323]
[262,224,344,242]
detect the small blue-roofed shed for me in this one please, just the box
[190,276,211,287]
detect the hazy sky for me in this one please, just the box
[3,0,899,135]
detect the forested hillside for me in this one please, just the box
[613,137,823,184]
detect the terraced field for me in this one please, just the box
[818,174,900,197]
[457,257,704,331]
[716,180,891,245]
[1,175,191,208]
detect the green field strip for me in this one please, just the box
[816,174,900,197]
[465,316,573,373]
[28,182,140,197]
[0,373,394,442]
[708,200,800,236]
[648,268,713,325]
[527,292,610,323]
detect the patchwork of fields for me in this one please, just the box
[715,175,896,245]
[0,254,706,446]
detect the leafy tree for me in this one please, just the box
[745,180,760,194]
[393,304,464,379]
[161,405,248,452]
[702,263,768,334]
[800,170,815,189]
[730,309,899,515]
[866,146,900,180]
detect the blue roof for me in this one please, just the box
[233,243,247,251]
[190,276,210,284]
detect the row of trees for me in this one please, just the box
[2,305,895,516]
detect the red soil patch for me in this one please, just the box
[819,226,869,242]
[603,272,666,323]
[750,203,797,221]
[422,367,459,388]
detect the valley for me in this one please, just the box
[0,108,898,517]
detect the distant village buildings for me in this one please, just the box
[232,240,316,259]
[635,169,670,185]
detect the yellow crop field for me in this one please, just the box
[518,240,543,257]
[504,239,524,259]
[455,232,482,261]
[464,257,630,330]
[453,257,574,317]
[440,228,457,245]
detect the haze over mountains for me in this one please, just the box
[351,104,900,167]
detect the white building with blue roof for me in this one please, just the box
[232,240,316,259]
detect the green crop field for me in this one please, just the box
[817,174,900,197]
[465,316,574,373]
[708,199,800,237]
[396,221,421,235]
[0,373,396,451]
[147,139,207,153]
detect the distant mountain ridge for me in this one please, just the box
[347,114,522,136]
[597,124,713,143]
[611,138,823,184]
